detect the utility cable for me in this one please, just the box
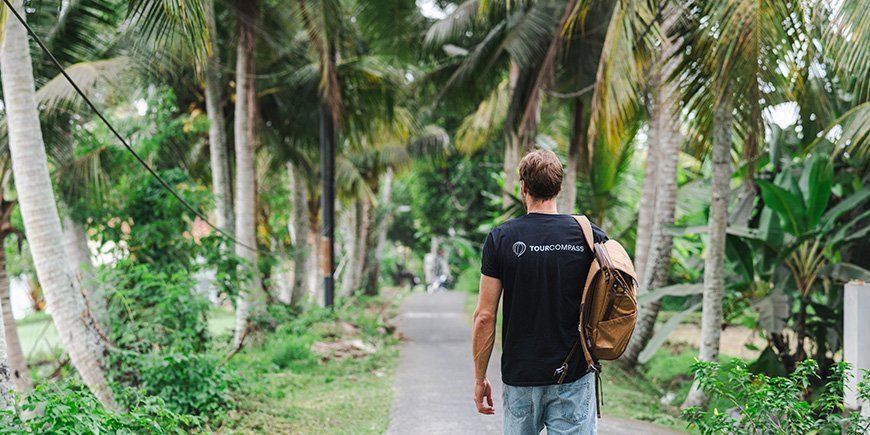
[2,0,267,255]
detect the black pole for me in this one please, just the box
[319,99,336,308]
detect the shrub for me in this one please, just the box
[138,353,238,418]
[0,381,197,434]
[101,264,238,421]
[683,359,870,434]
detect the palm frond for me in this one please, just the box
[126,0,210,62]
[424,0,480,49]
[455,79,510,154]
[822,0,870,103]
[585,0,653,165]
[35,57,135,114]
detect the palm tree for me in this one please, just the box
[0,183,31,393]
[425,1,559,208]
[232,0,260,348]
[620,7,683,367]
[203,0,234,239]
[0,0,114,406]
[683,95,733,407]
[0,298,12,410]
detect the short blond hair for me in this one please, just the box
[518,150,562,200]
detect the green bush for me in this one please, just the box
[101,264,238,421]
[683,359,870,434]
[138,353,237,418]
[0,381,197,434]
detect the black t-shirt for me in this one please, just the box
[481,213,607,386]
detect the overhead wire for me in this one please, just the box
[2,0,268,255]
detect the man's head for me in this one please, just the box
[518,149,562,207]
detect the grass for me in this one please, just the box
[215,292,403,434]
[16,292,403,434]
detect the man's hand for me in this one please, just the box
[474,378,495,415]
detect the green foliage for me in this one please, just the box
[683,360,870,434]
[104,264,210,354]
[101,264,238,420]
[92,168,212,272]
[0,381,198,434]
[137,353,237,418]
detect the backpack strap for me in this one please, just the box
[574,215,595,252]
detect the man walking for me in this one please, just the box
[472,149,606,434]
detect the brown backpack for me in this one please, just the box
[554,216,638,416]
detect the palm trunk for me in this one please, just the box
[204,0,234,237]
[683,98,732,408]
[341,197,370,298]
[502,61,522,208]
[288,164,310,307]
[56,127,106,331]
[274,247,292,304]
[61,215,107,330]
[559,99,584,214]
[0,294,13,410]
[620,12,682,367]
[633,73,662,284]
[232,0,259,348]
[364,168,394,296]
[307,194,323,305]
[1,0,114,406]
[308,220,323,305]
[0,246,31,393]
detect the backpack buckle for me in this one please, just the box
[553,362,568,378]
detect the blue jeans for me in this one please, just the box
[503,373,597,435]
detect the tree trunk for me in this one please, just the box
[0,291,13,410]
[502,61,522,208]
[620,12,682,367]
[308,222,323,305]
[307,194,323,305]
[0,0,114,406]
[0,246,31,393]
[683,99,733,408]
[364,168,394,296]
[559,99,584,214]
[341,197,370,298]
[633,74,662,284]
[204,0,234,238]
[288,164,310,307]
[61,215,107,330]
[232,0,259,348]
[274,247,292,304]
[55,126,106,331]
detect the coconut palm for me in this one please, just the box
[0,0,114,406]
[0,171,31,393]
[232,0,260,348]
[0,295,12,410]
[425,0,560,207]
[203,0,233,239]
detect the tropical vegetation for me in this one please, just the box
[0,0,866,432]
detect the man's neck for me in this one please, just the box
[526,199,558,214]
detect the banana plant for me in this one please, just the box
[730,154,869,375]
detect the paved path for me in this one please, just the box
[387,291,681,435]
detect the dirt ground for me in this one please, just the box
[667,323,765,360]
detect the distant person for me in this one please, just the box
[472,149,607,434]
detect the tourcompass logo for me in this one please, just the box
[512,241,527,257]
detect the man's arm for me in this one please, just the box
[471,274,502,415]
